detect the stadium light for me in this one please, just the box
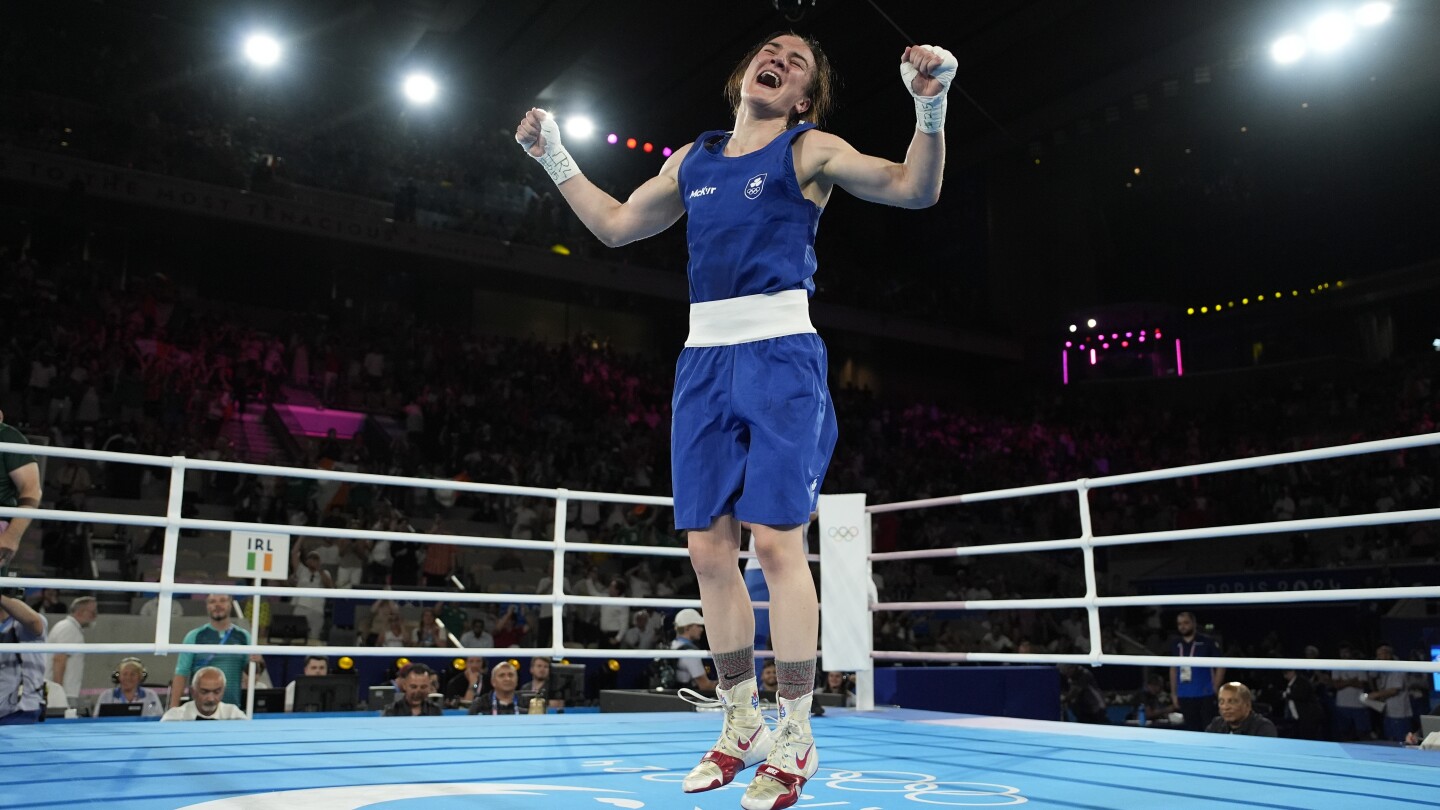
[564,116,595,140]
[403,73,438,105]
[243,33,282,68]
[1307,12,1354,53]
[1271,34,1307,65]
[1356,2,1392,27]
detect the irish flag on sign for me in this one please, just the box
[246,551,274,573]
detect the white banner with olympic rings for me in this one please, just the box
[820,493,873,671]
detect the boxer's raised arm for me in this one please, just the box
[516,108,688,247]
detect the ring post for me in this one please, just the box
[154,456,187,654]
[247,577,261,717]
[551,489,569,656]
[1076,479,1103,665]
[818,494,873,709]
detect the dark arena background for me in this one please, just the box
[1,1,1438,808]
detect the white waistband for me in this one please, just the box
[685,289,817,347]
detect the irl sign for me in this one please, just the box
[227,531,291,580]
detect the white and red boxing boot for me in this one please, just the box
[679,678,773,793]
[741,692,818,810]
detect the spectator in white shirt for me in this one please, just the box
[44,596,97,707]
[617,610,659,650]
[599,578,630,645]
[161,667,248,721]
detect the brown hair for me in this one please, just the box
[724,31,836,128]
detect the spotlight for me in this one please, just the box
[244,33,281,68]
[625,137,637,149]
[1356,2,1392,27]
[1069,324,1078,332]
[606,133,618,144]
[1307,13,1354,53]
[403,73,438,104]
[564,116,595,140]
[1271,34,1307,65]
[1086,318,1097,328]
[1187,308,1195,315]
[662,147,673,157]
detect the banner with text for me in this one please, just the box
[228,530,291,580]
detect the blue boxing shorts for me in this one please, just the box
[671,333,839,531]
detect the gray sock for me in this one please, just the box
[776,658,816,701]
[714,646,756,691]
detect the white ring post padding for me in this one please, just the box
[155,455,187,655]
[1075,479,1102,664]
[550,489,569,653]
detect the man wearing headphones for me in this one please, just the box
[93,658,164,717]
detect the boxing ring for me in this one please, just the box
[1,433,1439,808]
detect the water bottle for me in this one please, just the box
[1137,704,1147,727]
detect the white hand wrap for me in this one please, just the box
[900,45,958,134]
[519,109,581,186]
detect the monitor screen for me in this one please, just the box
[548,663,587,704]
[291,675,360,712]
[1431,645,1439,692]
[250,688,287,714]
[96,703,143,718]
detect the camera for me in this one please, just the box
[0,566,25,599]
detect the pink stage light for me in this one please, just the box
[1062,350,1069,385]
[1090,349,1097,365]
[1103,343,1110,349]
[1125,332,1133,338]
[1121,341,1129,348]
[607,133,618,144]
[1175,338,1184,376]
[1139,334,1146,342]
[662,147,673,157]
[1065,341,1073,348]
[1155,330,1163,339]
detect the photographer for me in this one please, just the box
[0,588,48,724]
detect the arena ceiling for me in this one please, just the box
[117,0,1272,160]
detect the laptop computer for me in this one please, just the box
[1421,715,1440,737]
[96,703,144,718]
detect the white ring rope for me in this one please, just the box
[0,432,1434,700]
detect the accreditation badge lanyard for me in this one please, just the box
[491,692,520,716]
[197,625,236,670]
[1179,639,1197,683]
